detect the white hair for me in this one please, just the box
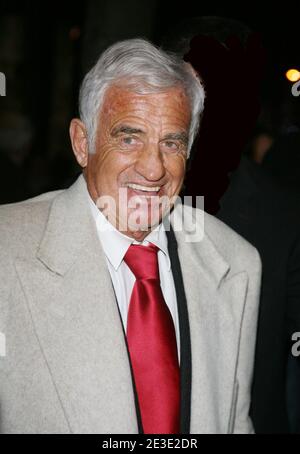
[79,38,205,157]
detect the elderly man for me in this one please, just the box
[0,39,261,434]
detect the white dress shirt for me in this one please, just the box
[86,188,181,362]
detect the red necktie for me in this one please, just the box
[124,242,180,434]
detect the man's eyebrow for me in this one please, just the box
[163,132,189,145]
[111,125,145,136]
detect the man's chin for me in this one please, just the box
[126,207,164,231]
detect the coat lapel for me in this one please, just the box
[15,175,138,434]
[169,203,249,433]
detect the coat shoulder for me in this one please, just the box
[0,189,63,255]
[0,189,64,304]
[184,204,261,269]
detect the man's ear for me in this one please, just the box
[69,118,89,168]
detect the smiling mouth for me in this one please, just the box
[126,183,162,196]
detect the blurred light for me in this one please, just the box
[286,69,300,82]
[69,27,81,41]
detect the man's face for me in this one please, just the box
[84,84,191,241]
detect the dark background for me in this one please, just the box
[0,0,299,202]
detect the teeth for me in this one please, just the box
[127,183,160,192]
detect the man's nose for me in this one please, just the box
[134,144,166,181]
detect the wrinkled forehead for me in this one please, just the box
[99,84,191,126]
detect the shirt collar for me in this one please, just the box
[86,183,171,271]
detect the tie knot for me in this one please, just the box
[124,243,160,280]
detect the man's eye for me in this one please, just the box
[162,141,180,151]
[121,136,138,146]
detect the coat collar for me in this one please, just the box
[167,199,231,288]
[37,174,96,276]
[37,174,231,288]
